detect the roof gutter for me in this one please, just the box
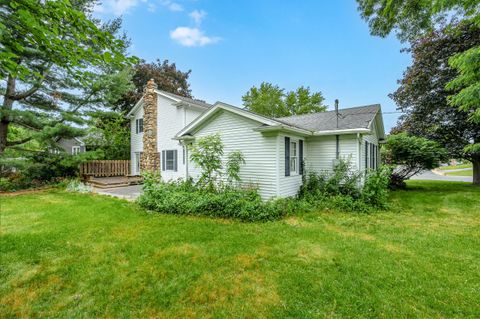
[253,125,311,136]
[312,128,370,136]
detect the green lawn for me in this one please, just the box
[445,169,473,176]
[1,181,479,318]
[439,163,472,170]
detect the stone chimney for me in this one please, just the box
[140,79,160,172]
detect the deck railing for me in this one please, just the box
[80,160,131,177]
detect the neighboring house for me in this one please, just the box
[55,137,86,155]
[129,79,385,199]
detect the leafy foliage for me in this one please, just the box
[242,82,326,117]
[226,150,245,185]
[391,21,480,184]
[138,179,286,222]
[356,0,479,42]
[0,0,136,154]
[299,158,391,211]
[189,134,246,189]
[115,59,193,113]
[85,111,130,160]
[189,134,224,189]
[382,133,448,188]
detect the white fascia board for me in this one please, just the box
[253,125,311,136]
[174,101,209,110]
[175,104,222,138]
[126,97,144,118]
[154,90,181,103]
[312,128,371,136]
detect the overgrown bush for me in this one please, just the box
[362,166,392,209]
[299,158,362,199]
[138,179,287,221]
[299,159,391,212]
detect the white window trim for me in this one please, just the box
[165,150,176,171]
[72,146,81,155]
[290,139,299,176]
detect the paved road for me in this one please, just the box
[411,170,472,183]
[93,185,143,201]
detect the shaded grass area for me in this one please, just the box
[439,163,472,170]
[1,181,479,318]
[445,169,473,176]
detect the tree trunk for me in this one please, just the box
[0,75,15,155]
[473,156,480,186]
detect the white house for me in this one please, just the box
[128,79,385,199]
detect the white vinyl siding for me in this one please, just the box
[130,106,144,174]
[187,110,278,199]
[157,95,204,181]
[306,134,359,173]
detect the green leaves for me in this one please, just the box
[242,82,326,117]
[447,45,480,123]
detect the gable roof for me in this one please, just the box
[126,89,212,117]
[175,102,385,139]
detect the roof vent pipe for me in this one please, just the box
[335,99,339,129]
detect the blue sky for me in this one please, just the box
[94,0,412,131]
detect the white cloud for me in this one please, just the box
[94,0,182,15]
[94,0,140,16]
[170,27,220,47]
[167,2,183,12]
[189,9,207,25]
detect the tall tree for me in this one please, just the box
[357,0,480,163]
[242,82,326,118]
[115,59,193,113]
[0,0,135,155]
[391,21,480,184]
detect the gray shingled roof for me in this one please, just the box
[158,90,212,109]
[275,104,380,131]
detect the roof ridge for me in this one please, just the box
[276,104,380,121]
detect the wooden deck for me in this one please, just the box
[87,176,143,189]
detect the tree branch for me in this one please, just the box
[6,136,33,146]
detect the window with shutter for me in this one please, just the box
[299,140,304,175]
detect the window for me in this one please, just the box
[290,141,297,174]
[135,152,141,175]
[365,141,378,170]
[72,146,81,155]
[135,118,144,134]
[162,150,178,171]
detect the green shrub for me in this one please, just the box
[362,166,392,209]
[138,180,277,221]
[299,158,391,212]
[299,158,362,199]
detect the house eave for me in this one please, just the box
[253,125,311,136]
[312,128,371,136]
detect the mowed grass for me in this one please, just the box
[1,181,479,318]
[445,169,473,176]
[439,163,472,170]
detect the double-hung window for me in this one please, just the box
[135,118,144,134]
[290,141,297,174]
[72,146,81,155]
[162,150,178,171]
